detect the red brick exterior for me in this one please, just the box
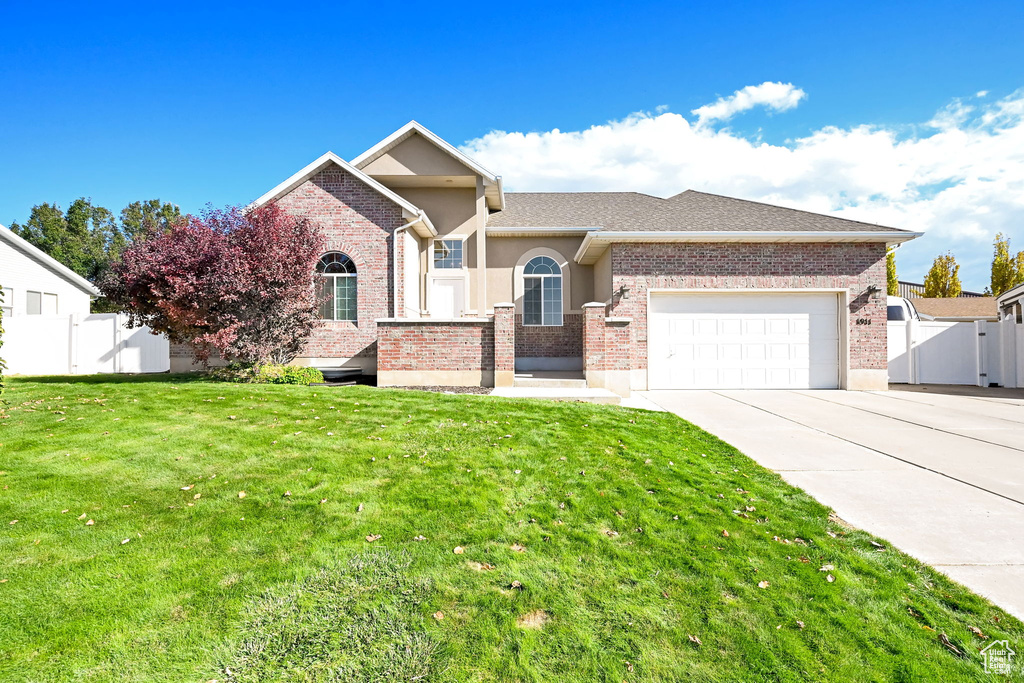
[275,166,406,360]
[582,305,631,374]
[608,242,888,372]
[377,320,495,372]
[494,305,515,373]
[514,313,583,357]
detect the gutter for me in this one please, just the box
[574,229,924,263]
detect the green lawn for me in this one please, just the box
[1,375,1021,682]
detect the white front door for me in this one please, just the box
[430,277,466,319]
[648,292,841,389]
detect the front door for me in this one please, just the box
[430,277,466,319]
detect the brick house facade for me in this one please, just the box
[274,166,406,367]
[209,121,918,394]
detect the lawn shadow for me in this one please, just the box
[10,373,208,386]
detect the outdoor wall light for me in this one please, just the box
[617,285,631,300]
[866,284,883,300]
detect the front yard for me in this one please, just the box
[1,375,1021,681]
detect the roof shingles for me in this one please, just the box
[486,190,911,234]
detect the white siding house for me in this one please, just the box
[0,223,100,315]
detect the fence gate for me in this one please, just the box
[888,319,1022,387]
[3,313,169,375]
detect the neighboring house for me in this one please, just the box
[0,224,100,316]
[174,121,919,393]
[998,282,1024,323]
[897,280,984,298]
[909,297,999,322]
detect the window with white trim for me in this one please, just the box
[316,252,357,322]
[432,239,464,269]
[523,256,563,326]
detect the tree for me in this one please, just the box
[101,203,325,365]
[10,198,181,312]
[119,200,181,246]
[990,232,1024,297]
[923,252,962,298]
[886,248,898,296]
[11,199,110,281]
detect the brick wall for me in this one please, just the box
[377,320,495,372]
[514,313,583,357]
[582,305,631,373]
[275,166,405,360]
[609,242,888,372]
[494,305,515,374]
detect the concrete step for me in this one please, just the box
[513,372,587,389]
[491,387,621,405]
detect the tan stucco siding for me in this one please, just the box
[485,236,593,312]
[393,187,477,237]
[361,133,477,177]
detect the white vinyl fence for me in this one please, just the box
[3,313,169,375]
[888,318,1024,387]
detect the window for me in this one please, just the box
[433,239,464,269]
[26,291,42,315]
[523,256,563,326]
[316,252,357,321]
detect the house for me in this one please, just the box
[998,282,1024,323]
[201,121,920,394]
[0,224,100,316]
[909,297,999,322]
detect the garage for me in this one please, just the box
[648,291,841,389]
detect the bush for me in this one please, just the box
[254,364,324,385]
[210,362,324,386]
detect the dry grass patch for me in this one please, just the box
[516,609,550,630]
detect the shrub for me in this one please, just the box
[254,364,324,385]
[210,362,324,386]
[101,203,325,365]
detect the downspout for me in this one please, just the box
[392,211,435,318]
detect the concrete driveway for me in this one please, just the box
[642,385,1024,620]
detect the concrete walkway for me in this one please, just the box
[642,385,1024,620]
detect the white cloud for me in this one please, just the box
[691,81,806,125]
[460,87,1024,290]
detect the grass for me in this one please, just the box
[0,374,1021,682]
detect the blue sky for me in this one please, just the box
[3,1,1023,290]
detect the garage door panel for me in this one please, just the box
[649,293,840,390]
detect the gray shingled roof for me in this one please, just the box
[486,190,908,233]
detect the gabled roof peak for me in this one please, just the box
[350,121,505,210]
[250,151,420,218]
[350,120,499,183]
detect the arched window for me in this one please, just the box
[317,252,357,321]
[523,255,563,326]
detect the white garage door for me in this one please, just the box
[649,292,840,389]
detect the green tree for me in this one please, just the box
[10,198,181,312]
[990,232,1024,297]
[923,252,962,298]
[120,200,181,244]
[11,199,110,281]
[886,248,898,296]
